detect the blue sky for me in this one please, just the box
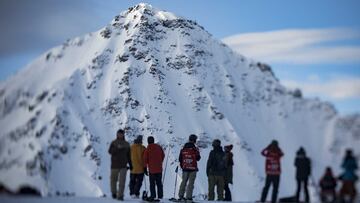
[0,0,359,115]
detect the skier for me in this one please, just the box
[143,136,165,201]
[129,135,147,198]
[260,140,284,203]
[294,147,311,203]
[224,144,234,201]
[108,129,132,200]
[319,167,337,203]
[206,139,226,201]
[338,149,358,203]
[178,134,201,202]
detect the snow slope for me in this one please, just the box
[0,3,359,201]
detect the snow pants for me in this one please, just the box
[110,168,127,199]
[260,175,280,203]
[129,173,144,196]
[149,173,163,199]
[224,183,232,201]
[339,180,357,203]
[296,178,309,202]
[208,175,225,201]
[179,171,197,199]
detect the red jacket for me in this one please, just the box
[262,146,283,175]
[144,143,165,174]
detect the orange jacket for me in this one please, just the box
[131,143,146,174]
[143,143,165,174]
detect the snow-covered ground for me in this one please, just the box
[0,196,257,203]
[0,196,117,203]
[0,3,359,202]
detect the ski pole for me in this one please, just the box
[142,174,148,200]
[162,144,171,183]
[310,175,320,201]
[145,175,147,191]
[173,166,179,199]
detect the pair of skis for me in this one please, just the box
[169,166,198,203]
[169,198,198,203]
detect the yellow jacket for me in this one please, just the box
[130,143,146,174]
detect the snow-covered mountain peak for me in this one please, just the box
[120,3,178,21]
[0,3,359,201]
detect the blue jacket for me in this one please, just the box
[342,156,358,173]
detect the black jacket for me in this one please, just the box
[108,138,132,169]
[294,154,311,180]
[206,146,226,176]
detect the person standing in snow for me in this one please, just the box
[294,147,311,203]
[224,144,234,201]
[178,134,201,202]
[207,139,226,201]
[129,135,147,198]
[338,149,358,203]
[260,140,284,203]
[108,129,132,200]
[143,136,165,201]
[319,167,337,203]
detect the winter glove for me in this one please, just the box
[144,168,148,176]
[128,163,133,171]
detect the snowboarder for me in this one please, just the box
[178,134,201,202]
[224,144,234,201]
[338,149,358,203]
[319,167,337,203]
[108,129,132,200]
[143,136,165,201]
[260,140,284,203]
[206,139,226,201]
[294,147,311,203]
[129,135,147,198]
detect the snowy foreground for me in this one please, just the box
[0,197,259,203]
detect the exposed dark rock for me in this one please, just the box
[17,185,41,196]
[0,183,14,195]
[292,88,302,98]
[115,54,129,63]
[100,27,112,39]
[36,91,49,103]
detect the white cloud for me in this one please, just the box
[307,74,321,82]
[283,77,360,100]
[222,28,360,64]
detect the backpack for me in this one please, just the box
[180,147,198,170]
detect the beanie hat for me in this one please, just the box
[147,136,154,144]
[224,144,233,151]
[271,140,278,147]
[297,147,306,155]
[189,134,198,142]
[212,139,221,147]
[135,135,143,144]
[117,129,125,136]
